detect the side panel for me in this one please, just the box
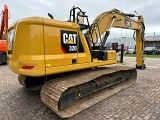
[43,22,78,68]
[8,18,45,76]
[43,19,91,75]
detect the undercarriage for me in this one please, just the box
[18,66,137,118]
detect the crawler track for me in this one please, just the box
[40,66,137,118]
[18,75,45,91]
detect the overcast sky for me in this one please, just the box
[1,0,160,38]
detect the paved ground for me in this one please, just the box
[0,57,160,120]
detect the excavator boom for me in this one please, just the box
[0,4,8,64]
[85,8,145,69]
[0,4,8,39]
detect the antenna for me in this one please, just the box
[134,11,139,16]
[48,13,54,19]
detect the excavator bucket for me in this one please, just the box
[41,66,137,118]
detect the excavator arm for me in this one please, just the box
[0,4,8,64]
[85,9,145,69]
[0,4,8,40]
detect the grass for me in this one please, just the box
[123,53,160,58]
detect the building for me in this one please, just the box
[144,35,160,49]
[107,35,160,49]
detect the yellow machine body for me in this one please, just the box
[7,7,145,118]
[8,17,117,76]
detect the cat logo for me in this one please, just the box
[60,30,84,53]
[63,33,77,44]
[61,30,78,53]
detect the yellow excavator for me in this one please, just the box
[7,6,145,118]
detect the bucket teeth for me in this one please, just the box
[40,66,137,118]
